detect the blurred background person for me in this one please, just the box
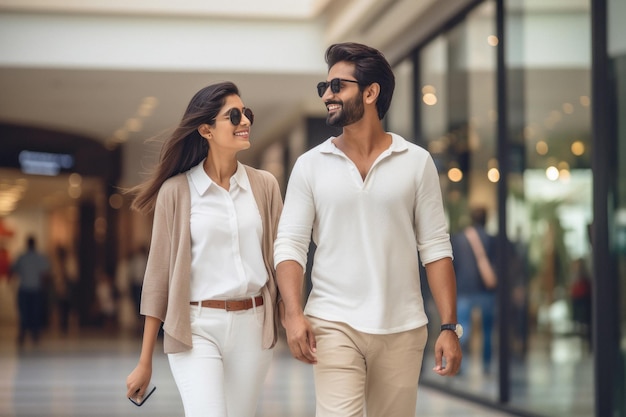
[0,240,13,321]
[94,268,118,333]
[0,241,10,283]
[451,207,497,375]
[53,245,79,335]
[569,257,592,347]
[10,235,51,347]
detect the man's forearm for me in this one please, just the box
[425,257,457,323]
[276,260,306,315]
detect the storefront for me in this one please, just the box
[384,0,625,415]
[597,0,626,415]
[0,124,123,328]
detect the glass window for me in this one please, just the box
[387,58,414,141]
[612,52,626,417]
[505,1,593,416]
[609,0,626,414]
[417,0,499,400]
[413,1,595,415]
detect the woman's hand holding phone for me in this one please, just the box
[128,383,156,406]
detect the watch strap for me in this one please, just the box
[440,323,457,332]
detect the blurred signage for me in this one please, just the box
[18,150,74,176]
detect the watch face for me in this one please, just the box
[455,324,464,338]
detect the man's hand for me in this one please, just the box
[282,310,317,364]
[432,330,462,376]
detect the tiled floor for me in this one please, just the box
[0,325,520,417]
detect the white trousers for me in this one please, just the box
[168,303,272,417]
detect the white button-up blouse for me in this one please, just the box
[187,160,267,301]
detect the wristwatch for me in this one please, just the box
[440,323,463,339]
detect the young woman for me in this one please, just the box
[125,81,282,417]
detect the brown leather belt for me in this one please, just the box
[190,295,263,311]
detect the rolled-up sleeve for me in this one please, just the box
[414,155,453,265]
[274,158,315,270]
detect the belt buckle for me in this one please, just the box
[224,301,234,311]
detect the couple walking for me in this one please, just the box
[126,42,461,417]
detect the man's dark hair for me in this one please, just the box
[325,42,395,120]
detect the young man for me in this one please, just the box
[274,42,462,417]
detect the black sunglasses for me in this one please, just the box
[316,78,362,97]
[226,107,254,126]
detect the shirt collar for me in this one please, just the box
[319,132,408,155]
[188,160,249,195]
[232,162,250,191]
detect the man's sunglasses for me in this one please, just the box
[316,78,362,97]
[226,107,254,126]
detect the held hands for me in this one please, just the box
[281,307,317,365]
[432,330,462,376]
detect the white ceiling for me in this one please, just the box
[0,67,326,160]
[0,0,592,215]
[0,0,437,212]
[0,0,445,168]
[0,1,339,213]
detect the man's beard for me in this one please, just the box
[326,92,365,127]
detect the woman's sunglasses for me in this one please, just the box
[316,78,361,97]
[226,107,254,126]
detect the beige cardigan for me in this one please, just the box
[140,165,283,353]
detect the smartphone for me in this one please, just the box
[129,384,156,406]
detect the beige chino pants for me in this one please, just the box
[308,316,428,417]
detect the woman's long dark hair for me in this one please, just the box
[130,81,240,213]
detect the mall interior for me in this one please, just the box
[0,0,624,416]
